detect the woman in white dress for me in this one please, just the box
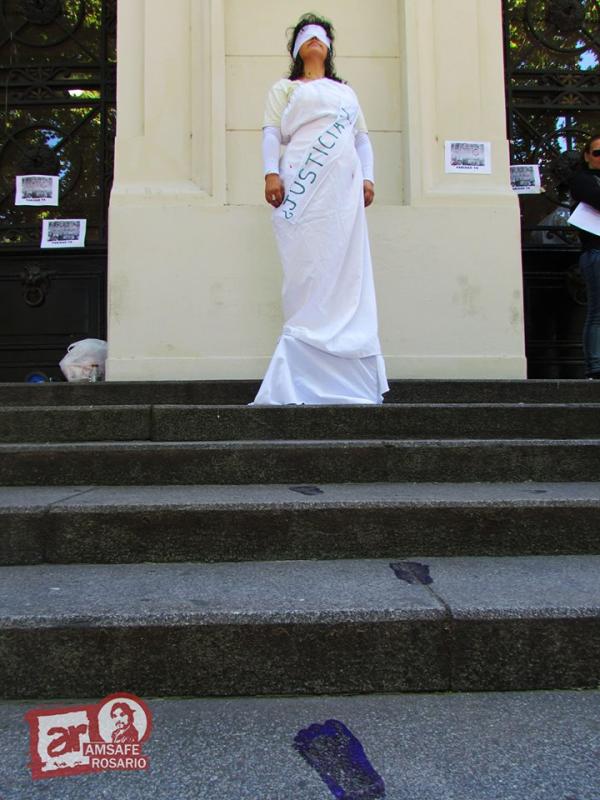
[252,14,388,406]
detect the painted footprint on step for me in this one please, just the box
[293,718,385,799]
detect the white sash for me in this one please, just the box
[275,104,359,224]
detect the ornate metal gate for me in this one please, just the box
[0,0,116,381]
[503,0,600,377]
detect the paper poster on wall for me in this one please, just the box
[510,164,541,194]
[445,141,492,174]
[41,219,87,248]
[15,175,59,206]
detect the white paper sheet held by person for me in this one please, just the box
[568,202,600,237]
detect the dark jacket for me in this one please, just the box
[569,166,600,250]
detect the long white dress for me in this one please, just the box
[252,78,388,405]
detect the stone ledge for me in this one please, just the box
[2,482,600,565]
[3,402,600,442]
[1,439,600,485]
[1,379,600,406]
[1,557,599,697]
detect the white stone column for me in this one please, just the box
[378,0,526,377]
[107,0,233,380]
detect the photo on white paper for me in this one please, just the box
[510,164,541,194]
[445,141,492,174]
[41,219,86,248]
[15,175,59,206]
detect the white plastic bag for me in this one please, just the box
[59,338,108,382]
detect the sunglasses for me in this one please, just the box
[590,149,600,157]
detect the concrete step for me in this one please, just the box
[2,378,600,406]
[3,403,600,442]
[1,439,600,485]
[2,689,599,798]
[0,380,261,407]
[1,556,599,699]
[0,405,151,442]
[2,482,600,566]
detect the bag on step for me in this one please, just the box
[59,338,108,382]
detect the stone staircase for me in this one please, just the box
[1,379,600,703]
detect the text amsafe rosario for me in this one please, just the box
[82,741,148,769]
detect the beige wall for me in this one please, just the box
[225,0,403,206]
[107,0,526,381]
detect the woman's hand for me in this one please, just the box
[265,173,285,208]
[363,180,374,208]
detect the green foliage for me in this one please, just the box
[0,0,116,245]
[506,0,599,72]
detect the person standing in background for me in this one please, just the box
[570,133,600,380]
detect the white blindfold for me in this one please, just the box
[292,24,331,60]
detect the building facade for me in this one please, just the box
[105,0,527,381]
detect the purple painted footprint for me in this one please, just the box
[293,718,385,800]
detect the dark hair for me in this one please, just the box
[111,702,134,722]
[580,132,600,168]
[287,14,343,83]
[584,133,600,153]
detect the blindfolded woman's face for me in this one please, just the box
[299,36,329,62]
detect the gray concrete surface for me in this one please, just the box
[1,690,599,799]
[3,402,600,443]
[2,439,600,485]
[1,557,600,697]
[151,403,600,441]
[0,559,447,698]
[2,378,600,405]
[0,406,151,443]
[0,559,444,625]
[3,482,600,566]
[1,481,599,508]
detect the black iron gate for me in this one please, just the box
[503,0,600,377]
[0,0,116,381]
